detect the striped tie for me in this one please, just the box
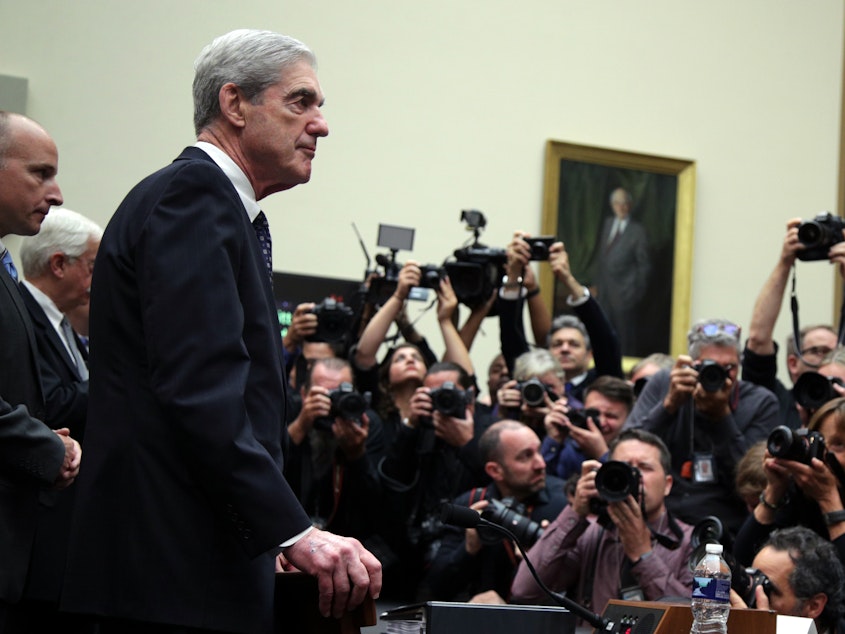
[1,249,19,283]
[252,211,273,287]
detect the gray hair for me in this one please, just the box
[549,314,591,350]
[193,29,316,135]
[513,348,564,382]
[0,111,12,167]
[19,208,103,278]
[609,187,632,205]
[687,317,742,359]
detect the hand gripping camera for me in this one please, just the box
[313,382,371,431]
[306,297,354,344]
[797,212,845,261]
[589,460,642,526]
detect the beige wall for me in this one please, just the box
[1,0,842,384]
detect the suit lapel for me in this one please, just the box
[18,284,81,379]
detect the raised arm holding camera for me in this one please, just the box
[510,429,693,623]
[625,318,779,536]
[733,396,845,569]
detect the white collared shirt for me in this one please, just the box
[194,142,261,223]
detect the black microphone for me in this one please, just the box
[439,502,609,630]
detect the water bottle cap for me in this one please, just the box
[705,543,723,554]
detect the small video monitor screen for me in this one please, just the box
[377,224,415,252]
[272,271,360,340]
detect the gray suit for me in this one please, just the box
[592,216,651,355]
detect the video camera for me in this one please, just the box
[313,382,372,431]
[306,297,355,344]
[518,378,559,407]
[589,460,642,526]
[797,212,845,261]
[693,360,730,392]
[479,497,544,549]
[428,381,471,418]
[444,210,508,308]
[793,371,844,411]
[688,516,771,608]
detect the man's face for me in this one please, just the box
[610,189,631,220]
[0,116,63,237]
[308,363,352,394]
[55,238,99,312]
[695,344,740,381]
[239,60,329,199]
[751,546,807,618]
[584,390,629,444]
[610,439,671,521]
[549,327,591,377]
[493,426,546,499]
[487,354,509,401]
[789,328,837,379]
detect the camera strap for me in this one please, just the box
[790,264,845,362]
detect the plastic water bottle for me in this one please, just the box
[690,543,731,634]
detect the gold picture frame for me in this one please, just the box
[540,140,696,362]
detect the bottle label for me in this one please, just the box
[692,576,730,602]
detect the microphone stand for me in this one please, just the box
[441,503,609,630]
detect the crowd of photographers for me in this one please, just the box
[280,212,845,633]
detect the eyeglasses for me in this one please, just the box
[800,346,834,360]
[691,321,741,340]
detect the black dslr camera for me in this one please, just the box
[793,371,844,411]
[693,360,730,392]
[518,378,559,407]
[428,381,471,418]
[767,425,827,464]
[589,461,642,525]
[416,264,445,289]
[307,297,354,343]
[566,407,600,430]
[479,497,544,549]
[797,212,845,261]
[522,236,556,261]
[313,382,371,431]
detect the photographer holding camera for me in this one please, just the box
[497,349,570,439]
[733,396,845,570]
[285,357,385,544]
[743,218,839,430]
[731,527,845,634]
[542,375,635,480]
[510,429,693,621]
[425,420,567,603]
[624,318,779,536]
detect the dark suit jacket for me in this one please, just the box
[62,148,312,634]
[593,217,650,309]
[0,265,65,602]
[18,283,89,605]
[19,283,89,435]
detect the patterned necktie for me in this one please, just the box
[252,211,273,286]
[1,249,19,283]
[60,317,89,381]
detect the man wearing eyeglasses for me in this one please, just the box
[742,218,839,430]
[624,318,779,536]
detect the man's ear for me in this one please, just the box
[485,461,503,482]
[801,592,827,621]
[786,353,801,376]
[218,83,247,129]
[49,252,67,277]
[663,473,673,497]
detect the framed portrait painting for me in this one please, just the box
[540,140,696,361]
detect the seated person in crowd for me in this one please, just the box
[473,353,510,428]
[734,440,768,514]
[498,233,623,405]
[510,429,694,622]
[733,396,845,568]
[425,420,567,603]
[742,218,838,430]
[497,348,568,440]
[624,318,779,536]
[284,357,384,544]
[629,352,674,397]
[731,526,845,634]
[542,375,634,480]
[378,361,488,601]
